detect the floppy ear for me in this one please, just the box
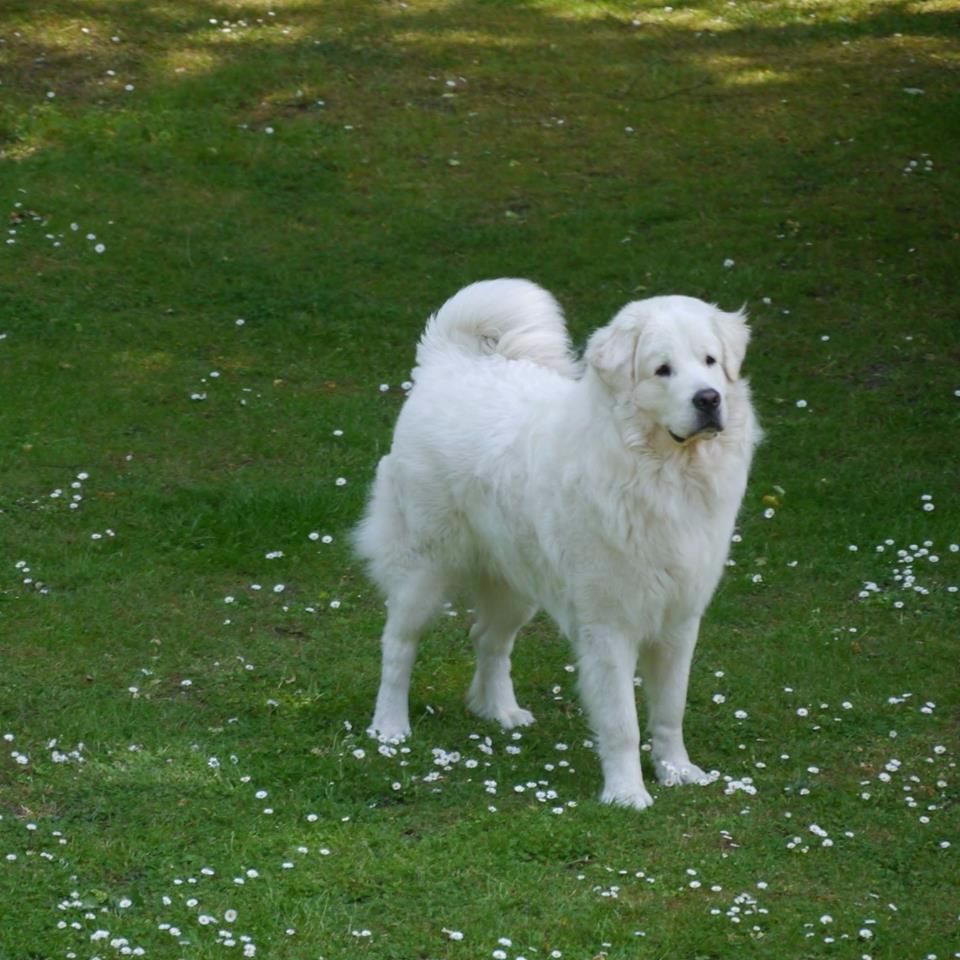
[585,324,637,390]
[585,311,645,391]
[712,307,750,381]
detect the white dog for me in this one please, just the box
[355,279,759,809]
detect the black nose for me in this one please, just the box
[693,389,721,412]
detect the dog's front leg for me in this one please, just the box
[577,628,652,810]
[640,617,714,787]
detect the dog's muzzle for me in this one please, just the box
[669,389,724,444]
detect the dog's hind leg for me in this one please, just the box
[368,568,446,742]
[466,579,537,729]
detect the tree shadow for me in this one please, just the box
[0,0,955,339]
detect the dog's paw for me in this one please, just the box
[600,785,655,811]
[367,716,411,744]
[654,757,719,787]
[498,706,535,729]
[466,696,535,730]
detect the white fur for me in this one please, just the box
[354,278,760,810]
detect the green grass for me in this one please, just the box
[1,1,958,957]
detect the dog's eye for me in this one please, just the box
[655,363,672,378]
[705,355,717,367]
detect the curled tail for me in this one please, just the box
[416,278,578,376]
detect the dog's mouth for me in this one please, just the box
[669,424,723,445]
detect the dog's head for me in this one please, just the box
[585,295,750,447]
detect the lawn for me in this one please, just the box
[1,1,958,958]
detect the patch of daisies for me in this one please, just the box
[186,359,265,408]
[46,469,92,512]
[6,469,122,599]
[2,735,330,957]
[52,864,270,957]
[731,485,958,607]
[853,518,958,609]
[358,716,584,818]
[4,191,112,256]
[4,667,955,960]
[220,528,344,627]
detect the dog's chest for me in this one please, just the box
[588,468,738,614]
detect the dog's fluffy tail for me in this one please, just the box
[416,278,578,376]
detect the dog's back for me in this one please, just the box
[354,280,575,596]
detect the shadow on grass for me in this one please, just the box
[3,1,954,199]
[0,1,954,364]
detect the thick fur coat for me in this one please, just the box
[355,279,759,809]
